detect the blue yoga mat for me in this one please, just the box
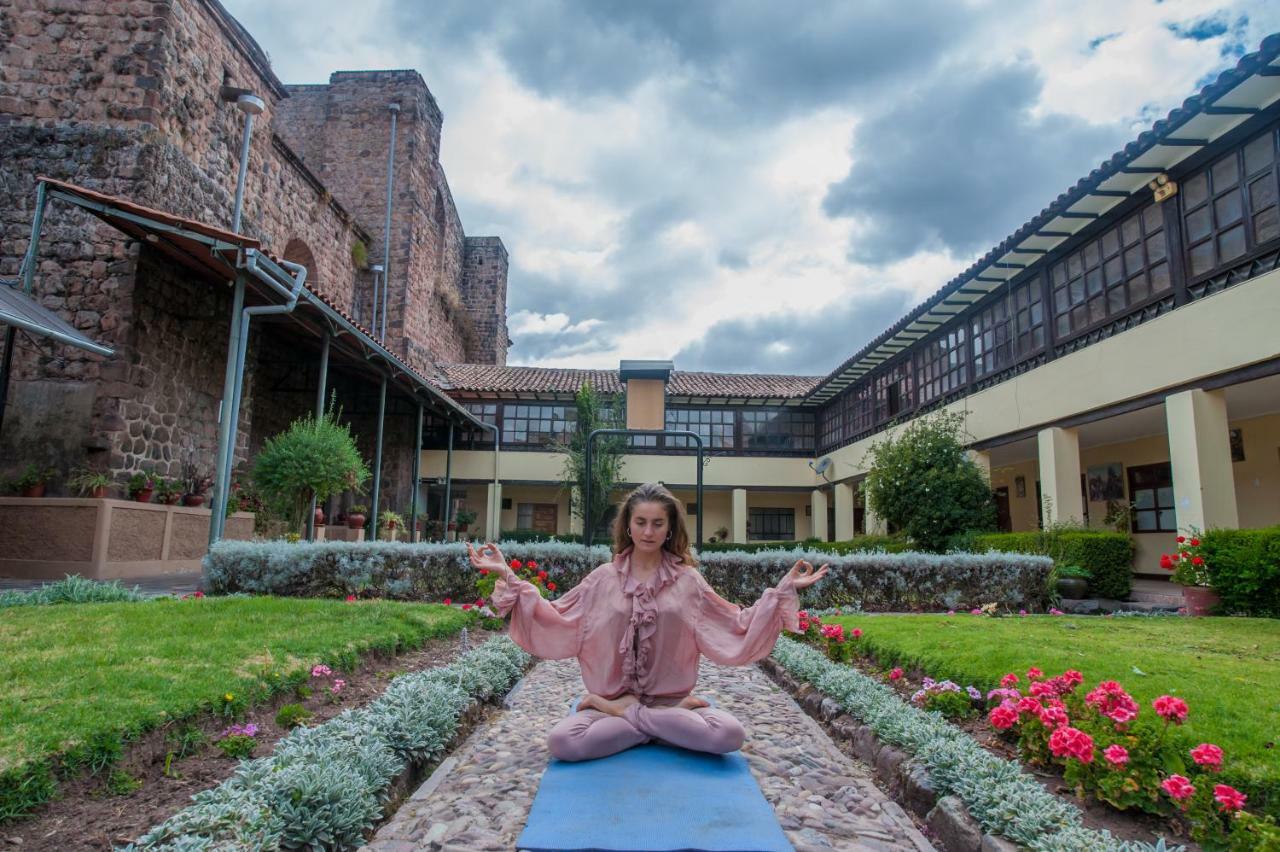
[517,705,793,852]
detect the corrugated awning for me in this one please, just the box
[0,279,114,356]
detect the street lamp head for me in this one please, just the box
[236,93,266,116]
[370,263,384,273]
[388,103,401,113]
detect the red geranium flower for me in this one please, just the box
[537,570,548,580]
[1048,726,1095,763]
[889,667,903,681]
[1103,744,1129,767]
[851,628,863,639]
[1190,538,1200,547]
[1027,667,1043,680]
[1161,775,1196,802]
[1176,535,1186,543]
[1153,695,1189,724]
[528,560,538,569]
[1000,673,1019,688]
[1214,784,1247,812]
[989,704,1019,730]
[509,559,523,570]
[462,604,472,611]
[479,568,489,575]
[345,595,356,603]
[1190,743,1224,771]
[547,582,557,591]
[443,597,452,606]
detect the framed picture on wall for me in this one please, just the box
[1087,463,1125,502]
[1230,428,1245,462]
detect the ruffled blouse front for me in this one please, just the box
[491,546,800,705]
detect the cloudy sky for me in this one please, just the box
[224,0,1279,378]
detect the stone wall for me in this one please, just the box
[462,236,510,365]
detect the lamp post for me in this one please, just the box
[370,263,384,335]
[229,92,264,234]
[381,103,399,341]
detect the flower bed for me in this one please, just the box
[123,636,529,850]
[769,637,1170,851]
[206,540,1052,611]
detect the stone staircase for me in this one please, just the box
[1059,577,1184,614]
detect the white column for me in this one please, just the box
[1037,426,1084,525]
[834,481,854,540]
[810,489,828,541]
[569,486,583,535]
[864,499,886,535]
[485,482,503,541]
[1165,388,1239,532]
[967,449,992,483]
[731,488,748,544]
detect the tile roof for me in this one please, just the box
[438,364,823,399]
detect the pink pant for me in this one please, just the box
[547,702,746,762]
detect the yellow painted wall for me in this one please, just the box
[1231,412,1280,529]
[626,379,666,429]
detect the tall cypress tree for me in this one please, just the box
[557,380,627,540]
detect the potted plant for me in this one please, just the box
[154,477,182,505]
[180,460,212,507]
[379,508,403,541]
[314,505,326,526]
[14,464,56,498]
[1160,531,1218,616]
[127,471,156,503]
[1054,564,1091,600]
[455,508,477,535]
[347,504,367,530]
[68,466,112,499]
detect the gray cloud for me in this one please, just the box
[673,288,913,375]
[822,62,1127,265]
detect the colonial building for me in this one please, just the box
[0,0,508,532]
[426,36,1280,579]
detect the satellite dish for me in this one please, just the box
[809,456,834,481]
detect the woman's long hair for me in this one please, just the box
[610,482,698,566]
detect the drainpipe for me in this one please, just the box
[380,103,399,341]
[443,419,453,533]
[410,401,422,541]
[306,330,331,541]
[0,182,48,437]
[210,253,308,542]
[370,374,387,541]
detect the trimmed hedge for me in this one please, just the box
[1201,526,1280,616]
[972,531,1134,599]
[697,536,909,554]
[206,540,1053,612]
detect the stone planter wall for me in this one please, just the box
[0,497,254,579]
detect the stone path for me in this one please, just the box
[363,658,934,851]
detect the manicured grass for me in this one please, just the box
[829,613,1280,815]
[0,596,471,778]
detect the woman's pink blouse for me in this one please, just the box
[490,546,800,704]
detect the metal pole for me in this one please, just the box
[306,332,330,541]
[370,374,387,541]
[381,104,399,341]
[584,435,593,548]
[209,271,246,545]
[410,401,422,541]
[583,428,703,549]
[443,420,453,535]
[231,112,255,234]
[0,183,48,437]
[370,268,380,341]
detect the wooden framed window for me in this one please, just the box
[1127,462,1177,533]
[748,507,794,541]
[666,408,734,449]
[462,402,498,446]
[502,403,576,446]
[1182,126,1280,280]
[1051,202,1169,339]
[916,323,967,404]
[741,409,815,451]
[971,294,1011,379]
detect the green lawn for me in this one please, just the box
[829,614,1280,815]
[0,596,470,778]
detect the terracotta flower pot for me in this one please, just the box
[132,488,154,503]
[315,506,326,526]
[347,513,366,530]
[1181,585,1220,617]
[91,486,108,499]
[182,494,205,507]
[1056,577,1089,600]
[164,494,181,505]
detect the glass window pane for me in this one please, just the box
[1069,277,1085,304]
[1084,240,1100,268]
[1255,206,1280,245]
[1129,272,1150,303]
[1158,509,1177,531]
[1135,510,1157,531]
[1184,172,1209,208]
[1157,486,1175,508]
[1104,256,1125,285]
[1107,286,1127,314]
[1143,203,1164,234]
[1189,240,1216,276]
[1101,228,1120,257]
[1068,253,1082,277]
[1146,232,1167,263]
[1148,262,1170,294]
[1215,191,1243,226]
[1122,214,1142,246]
[1086,268,1103,296]
[1245,131,1276,175]
[1134,490,1155,509]
[1219,224,1247,263]
[1212,153,1240,188]
[1056,314,1070,337]
[1185,207,1212,242]
[1088,296,1106,324]
[1249,174,1277,211]
[1071,304,1088,329]
[1124,245,1145,276]
[1054,287,1069,313]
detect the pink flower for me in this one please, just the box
[311,664,333,678]
[1161,775,1196,802]
[1049,608,1064,615]
[889,667,903,681]
[1061,671,1084,689]
[970,608,982,615]
[443,597,452,606]
[331,679,346,694]
[1000,673,1019,688]
[1085,681,1140,725]
[462,604,472,610]
[1153,695,1189,724]
[989,704,1019,730]
[946,609,955,615]
[1213,784,1247,812]
[1027,667,1043,680]
[851,628,863,639]
[1017,696,1043,715]
[1018,609,1027,616]
[1037,703,1070,729]
[1190,743,1224,771]
[1048,726,1095,763]
[194,590,205,599]
[1103,744,1129,767]
[345,594,357,603]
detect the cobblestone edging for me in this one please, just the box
[759,657,1019,852]
[365,657,935,851]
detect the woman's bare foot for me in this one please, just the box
[677,694,710,710]
[578,693,641,717]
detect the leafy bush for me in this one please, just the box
[771,638,1169,851]
[696,536,909,554]
[206,540,1052,612]
[973,530,1134,600]
[1199,526,1280,616]
[275,704,313,729]
[863,411,997,552]
[253,404,371,533]
[128,637,529,850]
[0,575,147,608]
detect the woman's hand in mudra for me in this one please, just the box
[467,542,515,581]
[785,559,829,590]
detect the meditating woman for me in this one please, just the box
[467,481,828,762]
